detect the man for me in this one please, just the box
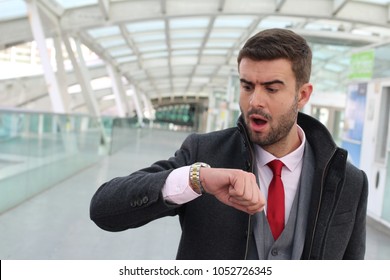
[90,28,368,260]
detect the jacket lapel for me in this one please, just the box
[291,141,315,259]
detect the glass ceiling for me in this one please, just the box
[1,0,390,106]
[0,0,27,21]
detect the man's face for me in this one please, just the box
[238,58,312,156]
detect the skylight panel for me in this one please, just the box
[108,48,133,57]
[170,31,205,40]
[170,17,210,29]
[116,56,137,64]
[214,16,255,28]
[0,0,27,21]
[126,20,165,33]
[99,38,126,48]
[132,33,166,43]
[142,52,168,59]
[171,41,202,49]
[88,26,120,38]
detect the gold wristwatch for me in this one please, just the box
[189,162,211,194]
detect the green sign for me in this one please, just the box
[348,49,375,80]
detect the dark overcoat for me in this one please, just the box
[90,112,368,259]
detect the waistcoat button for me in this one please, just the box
[271,249,278,256]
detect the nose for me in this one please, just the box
[249,87,265,108]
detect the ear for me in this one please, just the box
[297,83,313,109]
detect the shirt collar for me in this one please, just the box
[255,125,306,172]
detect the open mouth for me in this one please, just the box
[252,117,267,125]
[250,115,268,125]
[249,115,268,131]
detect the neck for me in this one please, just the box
[263,125,301,158]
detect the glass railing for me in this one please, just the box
[0,109,109,214]
[109,116,140,154]
[0,109,197,214]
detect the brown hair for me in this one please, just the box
[237,28,312,88]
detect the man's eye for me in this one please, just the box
[241,84,253,91]
[266,87,278,93]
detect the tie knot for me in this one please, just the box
[267,159,284,177]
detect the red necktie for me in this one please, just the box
[267,159,285,240]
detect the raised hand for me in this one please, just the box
[199,167,265,215]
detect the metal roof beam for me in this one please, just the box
[36,0,60,26]
[218,0,226,12]
[36,0,64,17]
[199,16,264,95]
[333,0,349,16]
[120,24,160,99]
[161,0,167,14]
[184,16,216,96]
[275,0,287,12]
[98,0,110,21]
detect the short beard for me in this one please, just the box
[243,95,299,147]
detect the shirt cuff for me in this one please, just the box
[162,166,201,204]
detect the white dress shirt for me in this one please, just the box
[162,125,306,220]
[162,165,199,204]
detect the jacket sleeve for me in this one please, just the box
[343,169,368,259]
[89,133,197,232]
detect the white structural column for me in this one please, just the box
[53,35,70,111]
[141,93,154,120]
[106,64,129,117]
[62,36,108,145]
[128,86,144,125]
[388,3,390,22]
[62,36,100,117]
[224,72,234,129]
[26,0,66,113]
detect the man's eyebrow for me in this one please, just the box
[239,78,253,85]
[260,80,285,86]
[239,78,284,86]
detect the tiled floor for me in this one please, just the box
[0,128,389,260]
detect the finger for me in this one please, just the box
[229,196,262,211]
[238,189,265,212]
[229,177,245,197]
[228,197,255,206]
[229,193,259,210]
[229,177,255,201]
[246,200,265,213]
[224,196,253,214]
[228,200,258,215]
[229,178,257,203]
